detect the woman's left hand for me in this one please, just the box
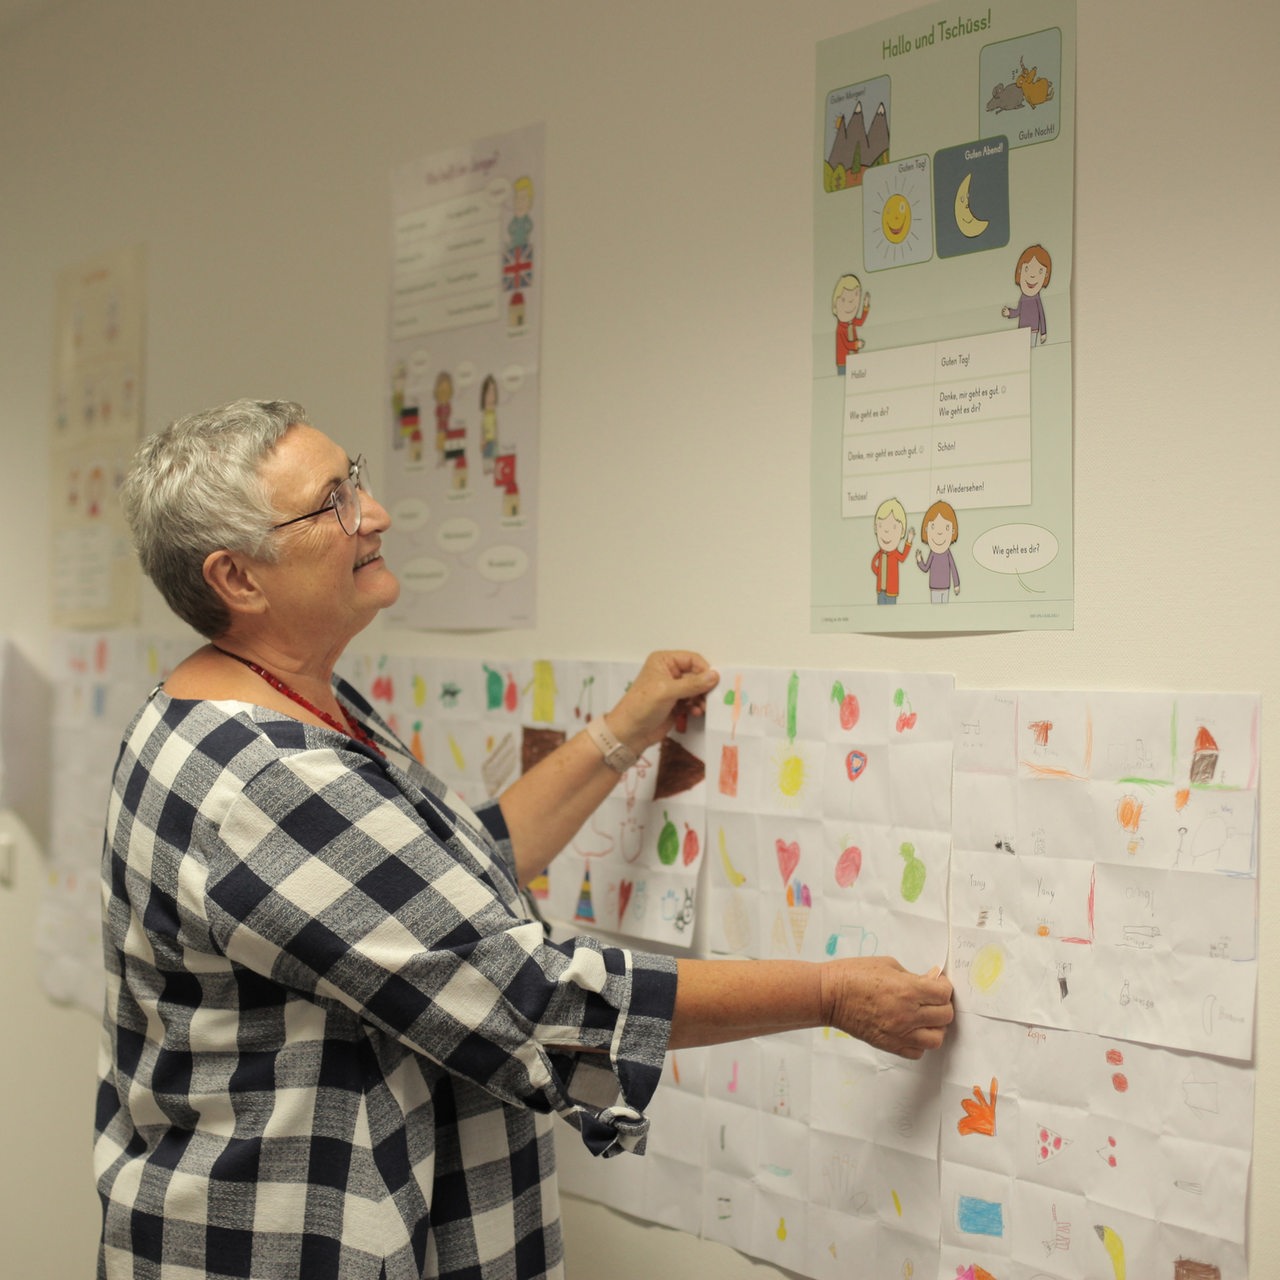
[606,650,719,752]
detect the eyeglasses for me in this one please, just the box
[271,455,369,536]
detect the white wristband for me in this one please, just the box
[585,715,639,773]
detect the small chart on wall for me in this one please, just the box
[811,0,1076,634]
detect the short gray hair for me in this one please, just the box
[121,399,309,637]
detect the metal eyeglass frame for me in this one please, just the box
[270,455,368,536]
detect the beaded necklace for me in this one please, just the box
[213,645,385,756]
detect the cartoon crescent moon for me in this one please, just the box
[954,172,989,238]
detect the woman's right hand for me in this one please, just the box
[606,650,719,753]
[820,957,954,1059]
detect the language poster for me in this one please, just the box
[384,124,543,631]
[811,0,1076,633]
[50,246,145,628]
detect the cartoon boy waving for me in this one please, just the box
[871,497,913,604]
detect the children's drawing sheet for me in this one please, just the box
[951,689,1260,1060]
[555,670,1256,1280]
[340,652,708,949]
[47,644,1259,1277]
[811,0,1076,634]
[702,665,955,974]
[383,124,543,630]
[939,1016,1253,1280]
[560,664,959,1276]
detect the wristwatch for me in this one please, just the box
[585,715,639,773]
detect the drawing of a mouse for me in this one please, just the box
[986,80,1025,113]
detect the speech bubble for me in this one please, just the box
[454,360,477,390]
[391,497,430,531]
[500,364,526,394]
[436,516,481,554]
[973,523,1059,575]
[407,348,432,381]
[487,176,512,205]
[399,555,449,593]
[476,544,529,582]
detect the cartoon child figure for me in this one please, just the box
[494,452,520,517]
[832,273,871,374]
[871,497,913,604]
[433,371,453,466]
[916,499,960,602]
[508,177,534,250]
[480,374,498,474]
[1002,244,1051,346]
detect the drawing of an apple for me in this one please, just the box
[830,680,861,730]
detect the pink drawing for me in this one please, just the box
[835,844,863,888]
[776,838,801,885]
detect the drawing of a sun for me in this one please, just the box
[863,156,933,270]
[881,192,911,244]
[770,741,818,810]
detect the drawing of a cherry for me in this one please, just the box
[893,687,917,733]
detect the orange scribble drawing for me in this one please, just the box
[1029,719,1053,746]
[1116,794,1143,833]
[957,1077,998,1137]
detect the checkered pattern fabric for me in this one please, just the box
[95,679,677,1279]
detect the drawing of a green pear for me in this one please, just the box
[899,841,926,902]
[658,811,679,866]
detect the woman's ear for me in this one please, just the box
[202,549,268,617]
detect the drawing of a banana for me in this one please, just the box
[1093,1224,1126,1280]
[719,826,747,887]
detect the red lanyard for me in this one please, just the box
[213,646,385,756]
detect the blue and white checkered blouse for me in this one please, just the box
[95,678,677,1279]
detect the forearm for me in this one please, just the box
[498,652,718,888]
[497,717,633,886]
[668,959,824,1049]
[669,955,955,1059]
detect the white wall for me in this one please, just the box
[2,2,1275,1276]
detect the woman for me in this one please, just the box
[96,400,953,1280]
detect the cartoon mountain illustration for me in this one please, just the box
[865,102,890,165]
[825,99,890,190]
[828,100,870,174]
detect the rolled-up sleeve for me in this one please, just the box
[204,744,677,1154]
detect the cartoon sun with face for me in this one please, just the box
[864,157,933,268]
[881,193,912,244]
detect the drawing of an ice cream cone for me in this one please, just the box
[788,907,811,953]
[785,878,812,952]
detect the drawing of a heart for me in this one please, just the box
[618,879,633,922]
[776,839,801,885]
